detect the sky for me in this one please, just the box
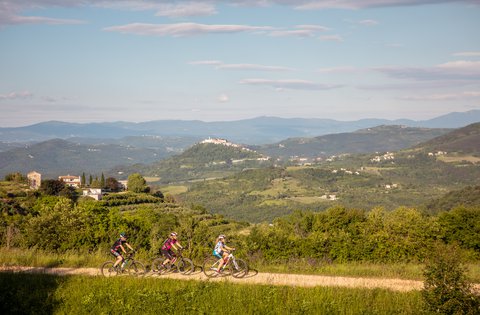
[1,0,480,127]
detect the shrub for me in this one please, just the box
[422,243,480,314]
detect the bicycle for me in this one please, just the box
[151,248,194,275]
[101,252,146,277]
[203,250,248,278]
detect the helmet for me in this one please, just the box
[170,232,177,236]
[218,234,225,239]
[120,232,127,238]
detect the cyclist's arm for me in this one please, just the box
[174,242,184,250]
[125,242,135,252]
[119,245,127,254]
[223,245,235,252]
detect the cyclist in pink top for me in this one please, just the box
[160,232,183,268]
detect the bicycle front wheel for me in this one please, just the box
[126,261,146,277]
[203,257,221,278]
[177,258,194,275]
[100,261,117,277]
[230,258,248,278]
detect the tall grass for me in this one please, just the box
[0,273,427,315]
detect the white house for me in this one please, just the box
[82,188,102,200]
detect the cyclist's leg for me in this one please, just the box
[217,252,228,272]
[161,249,173,267]
[112,250,123,268]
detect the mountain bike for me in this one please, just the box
[203,250,248,278]
[101,252,146,277]
[151,249,194,275]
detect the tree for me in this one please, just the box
[81,172,86,187]
[105,177,121,192]
[100,173,105,188]
[127,173,148,193]
[40,179,66,196]
[422,243,480,314]
[4,172,25,182]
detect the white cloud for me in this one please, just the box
[239,78,342,90]
[104,22,274,37]
[359,19,379,26]
[217,93,229,102]
[0,91,33,100]
[154,2,217,18]
[375,60,480,81]
[399,91,480,101]
[269,29,316,37]
[190,60,295,71]
[294,0,479,10]
[295,24,330,31]
[453,51,480,57]
[319,34,344,42]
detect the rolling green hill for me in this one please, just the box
[414,122,480,154]
[0,138,190,179]
[257,125,451,160]
[173,126,480,222]
[111,141,273,184]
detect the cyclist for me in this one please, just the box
[160,232,183,269]
[213,234,235,274]
[111,232,135,270]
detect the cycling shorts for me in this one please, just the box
[110,249,122,257]
[213,250,223,259]
[161,249,175,260]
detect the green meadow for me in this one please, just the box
[0,273,426,315]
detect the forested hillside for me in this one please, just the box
[415,122,480,153]
[111,142,273,184]
[0,137,196,178]
[257,125,450,159]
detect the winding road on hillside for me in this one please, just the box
[3,266,480,293]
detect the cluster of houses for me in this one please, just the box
[370,152,395,163]
[26,171,127,200]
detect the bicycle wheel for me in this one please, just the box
[230,258,248,278]
[177,257,194,275]
[126,261,146,277]
[203,257,221,278]
[100,261,117,277]
[151,258,164,273]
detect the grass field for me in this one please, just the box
[0,273,427,314]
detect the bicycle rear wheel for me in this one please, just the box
[230,258,248,278]
[126,261,146,276]
[151,258,164,273]
[100,261,117,277]
[202,257,221,278]
[177,258,194,275]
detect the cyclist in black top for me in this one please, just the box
[111,232,135,270]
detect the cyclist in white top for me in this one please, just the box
[212,234,235,273]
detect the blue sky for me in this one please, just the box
[1,0,479,127]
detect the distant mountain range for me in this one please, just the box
[1,110,479,145]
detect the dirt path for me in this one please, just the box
[0,266,425,292]
[3,266,480,293]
